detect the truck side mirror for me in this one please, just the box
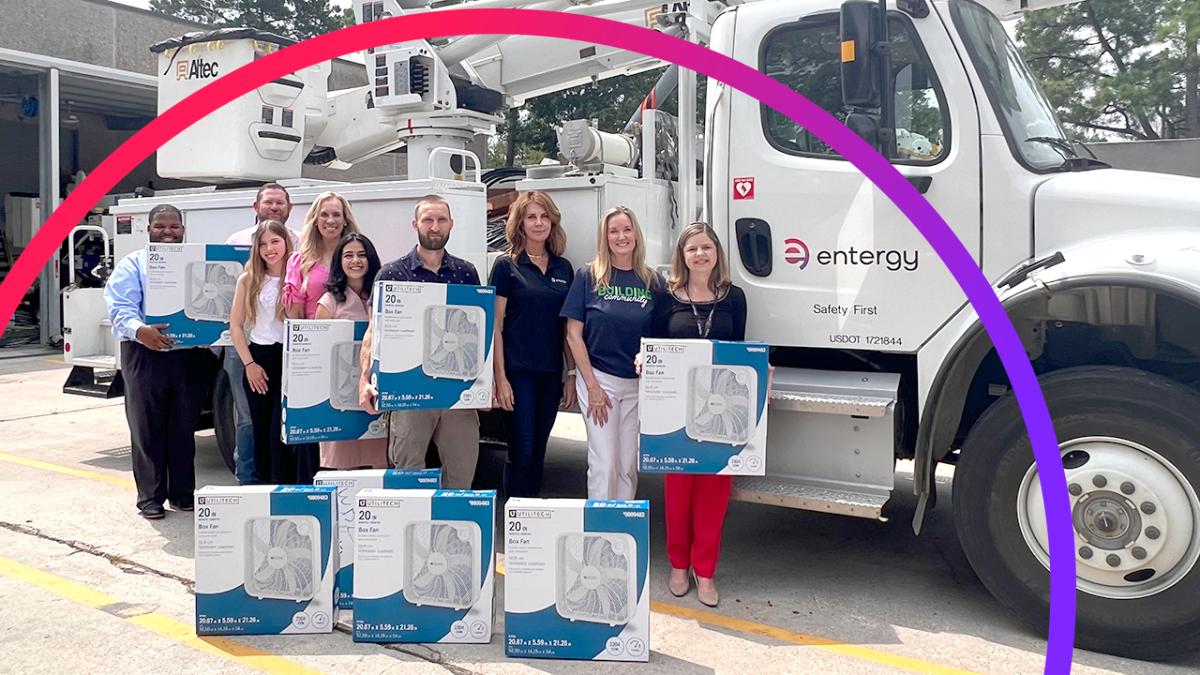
[845,111,879,146]
[840,0,881,109]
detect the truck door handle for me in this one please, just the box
[735,218,773,277]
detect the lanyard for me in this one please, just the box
[683,288,717,339]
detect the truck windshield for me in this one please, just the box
[950,0,1074,171]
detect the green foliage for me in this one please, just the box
[1017,0,1199,139]
[149,0,344,41]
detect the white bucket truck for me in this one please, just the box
[59,0,1200,658]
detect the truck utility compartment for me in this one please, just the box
[732,368,900,520]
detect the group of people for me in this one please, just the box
[226,186,389,487]
[106,181,752,609]
[104,183,390,524]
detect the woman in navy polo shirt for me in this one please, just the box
[489,191,576,498]
[561,206,662,500]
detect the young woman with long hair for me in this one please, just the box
[560,206,661,500]
[488,191,576,497]
[313,233,386,470]
[230,220,295,484]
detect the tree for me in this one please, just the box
[149,0,344,41]
[1017,0,1199,140]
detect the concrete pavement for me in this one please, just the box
[2,352,1198,673]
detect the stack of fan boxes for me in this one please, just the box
[313,469,442,608]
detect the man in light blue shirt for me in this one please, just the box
[222,182,297,485]
[105,204,215,520]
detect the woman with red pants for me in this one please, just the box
[649,222,747,607]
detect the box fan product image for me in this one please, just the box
[638,339,770,475]
[504,498,650,662]
[369,281,495,410]
[352,489,495,643]
[312,468,442,608]
[144,243,249,347]
[194,485,337,635]
[283,319,387,443]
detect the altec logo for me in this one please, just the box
[177,58,220,80]
[783,238,919,272]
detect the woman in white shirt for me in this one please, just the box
[230,220,294,484]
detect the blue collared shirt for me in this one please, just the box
[378,246,480,286]
[104,248,148,343]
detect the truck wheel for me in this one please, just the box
[954,366,1200,659]
[212,368,237,474]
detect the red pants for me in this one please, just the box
[664,474,733,577]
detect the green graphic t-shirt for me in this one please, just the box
[560,267,659,378]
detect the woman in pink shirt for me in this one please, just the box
[284,191,362,320]
[284,191,361,482]
[314,233,387,470]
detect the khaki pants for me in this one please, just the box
[387,409,480,489]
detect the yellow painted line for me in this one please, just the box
[0,556,319,675]
[0,451,136,489]
[8,453,971,674]
[496,556,970,674]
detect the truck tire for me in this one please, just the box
[212,368,237,475]
[953,366,1200,659]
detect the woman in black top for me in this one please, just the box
[489,191,576,497]
[650,221,747,608]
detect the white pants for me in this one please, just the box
[577,370,640,500]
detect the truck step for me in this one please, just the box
[762,367,901,503]
[770,390,894,417]
[62,365,124,399]
[70,354,117,370]
[769,368,899,417]
[731,476,889,521]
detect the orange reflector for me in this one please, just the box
[841,40,856,63]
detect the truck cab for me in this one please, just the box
[704,0,1200,659]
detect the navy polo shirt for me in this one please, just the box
[489,252,574,373]
[378,247,480,286]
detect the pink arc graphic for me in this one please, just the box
[0,10,1073,671]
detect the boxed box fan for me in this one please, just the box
[638,339,770,475]
[144,243,249,347]
[194,485,336,635]
[504,498,649,661]
[312,468,441,608]
[283,319,387,443]
[370,280,495,410]
[352,488,495,643]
